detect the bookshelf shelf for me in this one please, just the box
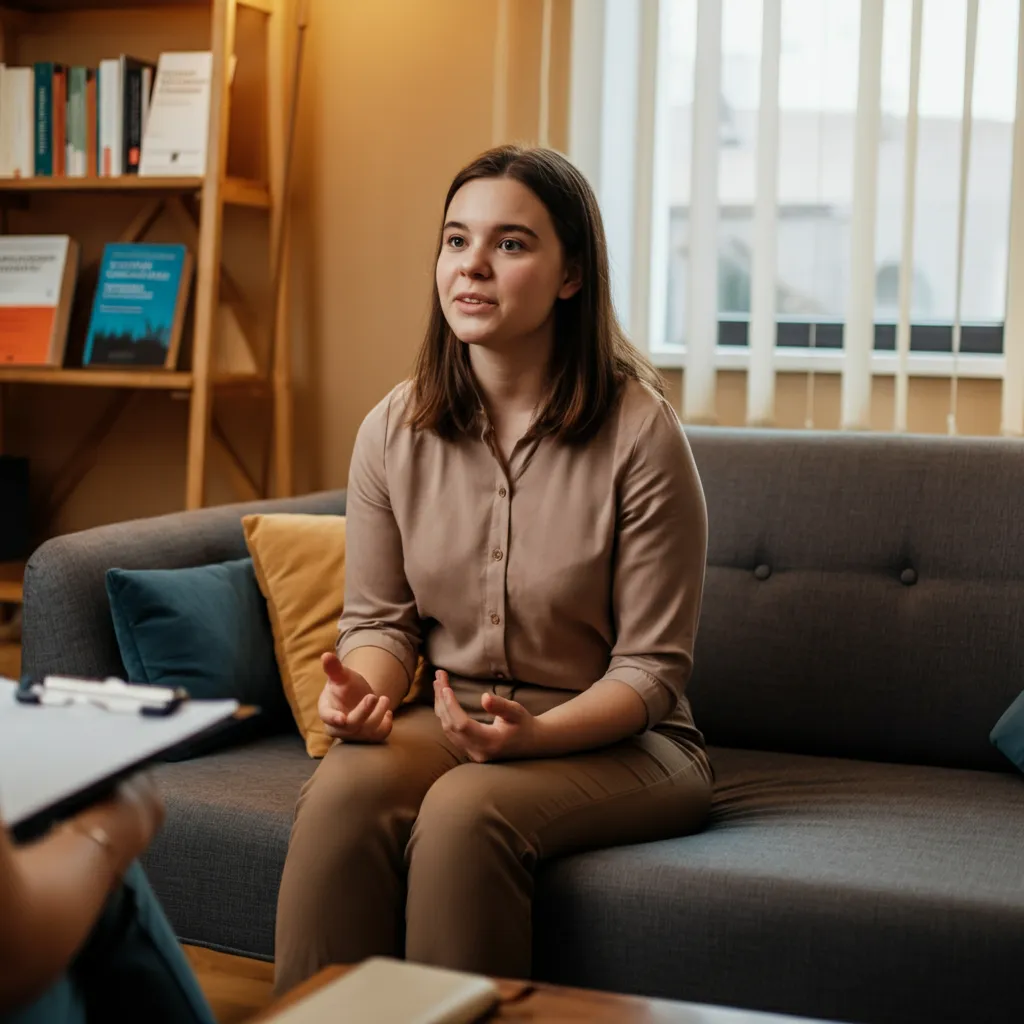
[3,2,210,12]
[0,367,273,390]
[0,175,271,207]
[0,367,193,388]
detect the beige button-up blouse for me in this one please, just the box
[337,378,708,747]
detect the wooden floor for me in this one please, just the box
[184,946,277,1024]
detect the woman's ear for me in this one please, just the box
[558,260,583,301]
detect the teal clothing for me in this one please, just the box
[4,863,215,1024]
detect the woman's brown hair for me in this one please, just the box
[408,145,664,443]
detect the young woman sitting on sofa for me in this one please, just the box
[274,145,713,992]
[0,773,215,1023]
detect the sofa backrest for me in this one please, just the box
[21,491,347,685]
[685,427,1024,773]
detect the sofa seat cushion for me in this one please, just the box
[145,739,1024,1024]
[535,746,1024,1024]
[144,734,316,959]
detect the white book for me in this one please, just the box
[0,67,34,179]
[139,51,213,177]
[99,58,122,176]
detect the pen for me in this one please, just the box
[15,676,189,716]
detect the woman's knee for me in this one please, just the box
[408,765,527,865]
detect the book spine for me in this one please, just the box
[98,59,118,176]
[53,66,66,177]
[123,65,144,175]
[34,63,53,177]
[71,67,88,177]
[86,68,98,178]
[11,69,34,178]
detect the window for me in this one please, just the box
[571,0,1024,430]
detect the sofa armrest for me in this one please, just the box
[21,490,346,683]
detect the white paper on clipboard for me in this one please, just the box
[0,678,238,831]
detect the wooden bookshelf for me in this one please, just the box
[0,0,301,546]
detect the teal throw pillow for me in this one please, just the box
[991,689,1024,774]
[106,558,291,756]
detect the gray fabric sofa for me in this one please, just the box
[21,428,1024,1024]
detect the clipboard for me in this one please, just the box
[1,677,260,843]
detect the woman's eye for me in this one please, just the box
[499,238,524,252]
[446,235,466,249]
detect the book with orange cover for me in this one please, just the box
[0,236,80,366]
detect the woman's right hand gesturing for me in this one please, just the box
[318,652,393,742]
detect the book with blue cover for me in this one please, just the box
[83,242,193,369]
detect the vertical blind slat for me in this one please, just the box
[629,0,661,351]
[894,0,923,432]
[841,0,885,430]
[947,0,979,435]
[1003,2,1024,435]
[747,0,782,426]
[684,0,722,423]
[568,0,606,190]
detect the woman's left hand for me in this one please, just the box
[433,670,540,762]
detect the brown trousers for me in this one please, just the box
[273,681,712,994]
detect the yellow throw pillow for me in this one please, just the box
[242,512,425,758]
[242,513,347,758]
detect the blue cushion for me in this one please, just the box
[106,558,292,755]
[991,689,1024,774]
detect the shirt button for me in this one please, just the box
[498,487,507,498]
[490,613,501,625]
[495,671,506,679]
[492,548,503,561]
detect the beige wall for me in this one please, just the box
[1,0,1010,545]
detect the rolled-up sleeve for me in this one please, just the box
[336,394,421,686]
[600,401,708,728]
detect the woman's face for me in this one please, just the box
[436,176,581,352]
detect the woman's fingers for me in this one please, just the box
[361,694,390,736]
[321,650,343,677]
[443,688,469,733]
[433,671,451,726]
[481,692,526,723]
[343,693,378,731]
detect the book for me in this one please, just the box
[33,61,66,177]
[269,958,500,1024]
[139,51,213,176]
[67,66,89,177]
[0,235,79,366]
[0,66,35,178]
[83,243,193,369]
[99,57,122,176]
[121,55,156,175]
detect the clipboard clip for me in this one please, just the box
[16,676,190,717]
